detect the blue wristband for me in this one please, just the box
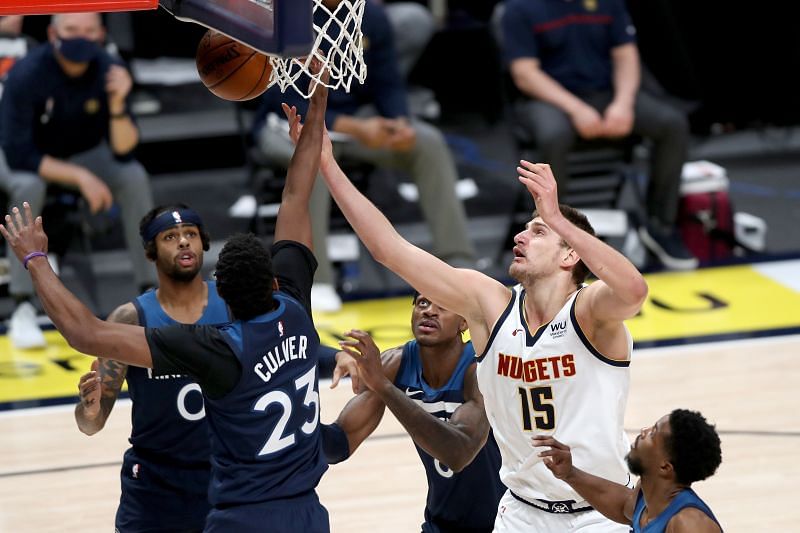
[23,251,47,270]
[321,422,351,464]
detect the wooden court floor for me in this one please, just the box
[0,334,797,532]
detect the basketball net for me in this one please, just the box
[270,0,367,98]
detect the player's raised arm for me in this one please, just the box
[275,62,328,249]
[516,161,648,323]
[318,139,509,351]
[1,203,152,367]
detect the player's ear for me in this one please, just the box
[562,248,579,268]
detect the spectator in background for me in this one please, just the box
[379,1,436,79]
[252,0,476,312]
[501,0,697,271]
[0,12,154,349]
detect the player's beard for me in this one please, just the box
[159,255,203,283]
[508,262,539,286]
[626,452,644,477]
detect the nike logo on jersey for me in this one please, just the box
[512,328,524,336]
[405,387,423,399]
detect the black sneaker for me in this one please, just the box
[638,222,699,271]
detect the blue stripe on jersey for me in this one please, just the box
[205,291,326,507]
[395,340,505,531]
[632,487,722,532]
[127,281,229,465]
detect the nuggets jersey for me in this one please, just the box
[128,281,229,464]
[206,292,326,507]
[394,340,505,531]
[476,285,632,503]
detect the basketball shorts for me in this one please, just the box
[493,490,629,533]
[204,490,329,533]
[115,447,211,533]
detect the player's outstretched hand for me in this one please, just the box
[516,161,561,223]
[332,350,361,394]
[338,329,386,393]
[0,202,49,264]
[532,435,574,480]
[78,359,102,418]
[282,103,303,145]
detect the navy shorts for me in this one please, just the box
[115,448,211,533]
[204,490,329,533]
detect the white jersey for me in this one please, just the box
[476,285,632,504]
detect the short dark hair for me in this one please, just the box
[665,409,722,486]
[139,204,211,261]
[531,204,595,286]
[215,233,275,320]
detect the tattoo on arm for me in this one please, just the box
[96,303,139,416]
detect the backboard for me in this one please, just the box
[159,0,313,58]
[0,0,313,58]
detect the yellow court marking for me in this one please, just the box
[2,261,799,405]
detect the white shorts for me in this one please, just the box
[493,490,630,533]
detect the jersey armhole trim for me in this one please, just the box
[477,288,517,362]
[569,291,630,367]
[132,297,146,327]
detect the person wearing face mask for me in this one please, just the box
[0,12,154,350]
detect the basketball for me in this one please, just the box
[196,30,274,101]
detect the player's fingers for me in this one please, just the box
[12,206,24,231]
[81,380,98,395]
[22,202,34,226]
[533,436,567,450]
[330,367,341,389]
[78,370,96,383]
[0,223,10,241]
[339,346,362,358]
[351,371,360,394]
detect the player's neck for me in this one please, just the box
[521,277,576,329]
[419,338,464,389]
[156,276,208,323]
[640,478,686,524]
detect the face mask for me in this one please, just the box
[55,36,99,63]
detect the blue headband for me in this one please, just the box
[140,208,204,243]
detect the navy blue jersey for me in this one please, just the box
[127,280,229,465]
[394,340,505,532]
[502,0,636,93]
[206,291,326,507]
[632,488,721,532]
